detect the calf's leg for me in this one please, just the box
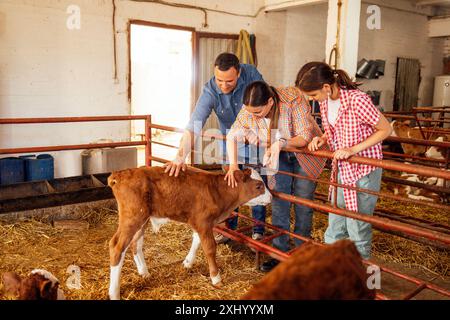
[198,228,221,286]
[109,221,143,300]
[130,221,150,277]
[183,231,200,268]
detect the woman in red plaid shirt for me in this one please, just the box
[296,62,392,259]
[225,81,327,272]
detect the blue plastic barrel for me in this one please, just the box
[23,154,54,181]
[0,157,25,185]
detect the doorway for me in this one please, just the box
[130,22,193,166]
[394,57,421,112]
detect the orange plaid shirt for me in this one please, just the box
[229,87,327,187]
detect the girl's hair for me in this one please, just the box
[243,80,280,130]
[295,61,360,92]
[243,81,279,107]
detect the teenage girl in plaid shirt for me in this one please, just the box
[224,81,327,272]
[296,62,392,259]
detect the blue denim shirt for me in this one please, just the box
[186,64,264,163]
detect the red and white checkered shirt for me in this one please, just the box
[229,87,327,189]
[320,89,382,212]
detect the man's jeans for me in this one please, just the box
[324,168,382,260]
[271,152,317,252]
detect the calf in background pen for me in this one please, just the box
[107,166,272,300]
[425,136,447,160]
[389,172,444,202]
[391,120,449,157]
[1,269,65,300]
[242,240,375,300]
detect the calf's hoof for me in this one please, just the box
[210,273,222,288]
[183,258,194,269]
[109,293,120,300]
[140,271,150,278]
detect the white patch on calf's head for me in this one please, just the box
[424,177,438,185]
[425,137,445,159]
[30,269,59,287]
[243,169,272,207]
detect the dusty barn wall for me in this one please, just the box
[255,3,328,87]
[0,0,275,178]
[254,10,287,86]
[357,0,444,112]
[282,3,328,86]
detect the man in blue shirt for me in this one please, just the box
[164,53,266,243]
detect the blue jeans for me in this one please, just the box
[324,168,382,259]
[226,165,267,235]
[272,152,317,252]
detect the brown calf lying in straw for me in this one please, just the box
[242,240,376,300]
[107,166,271,300]
[1,269,65,300]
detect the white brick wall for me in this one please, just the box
[0,0,446,177]
[0,0,264,177]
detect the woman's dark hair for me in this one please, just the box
[295,61,360,92]
[243,81,279,107]
[243,81,280,130]
[214,53,240,72]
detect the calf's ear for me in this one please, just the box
[2,272,22,298]
[233,170,244,182]
[242,169,252,180]
[39,279,54,299]
[234,169,251,182]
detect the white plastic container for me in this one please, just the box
[432,75,450,128]
[81,147,137,175]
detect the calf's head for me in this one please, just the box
[1,269,65,300]
[233,169,272,207]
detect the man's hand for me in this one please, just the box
[308,136,327,152]
[163,156,186,177]
[224,164,239,188]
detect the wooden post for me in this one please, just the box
[146,115,152,167]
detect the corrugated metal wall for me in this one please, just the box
[194,37,237,164]
[394,57,421,112]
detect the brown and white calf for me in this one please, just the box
[425,136,447,160]
[389,171,444,202]
[107,166,271,300]
[391,120,449,157]
[1,269,65,300]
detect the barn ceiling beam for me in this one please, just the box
[264,0,327,12]
[416,0,450,7]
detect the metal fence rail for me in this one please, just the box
[147,122,450,300]
[1,115,449,300]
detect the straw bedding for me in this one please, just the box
[0,170,448,299]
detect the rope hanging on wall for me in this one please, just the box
[236,30,255,66]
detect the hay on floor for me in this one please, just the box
[0,168,449,299]
[0,208,262,300]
